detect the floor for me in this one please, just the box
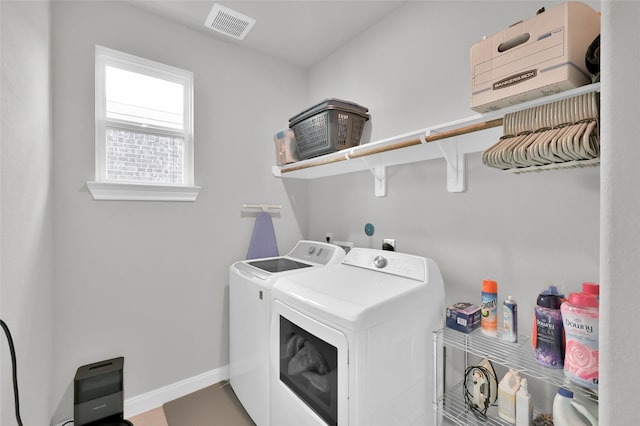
[126,381,254,426]
[129,407,169,426]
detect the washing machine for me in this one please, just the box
[269,248,445,426]
[229,240,346,426]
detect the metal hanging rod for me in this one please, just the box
[280,118,503,174]
[278,83,601,176]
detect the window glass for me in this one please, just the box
[105,66,184,130]
[106,128,184,184]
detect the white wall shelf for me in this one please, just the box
[272,83,600,196]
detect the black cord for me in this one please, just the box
[61,421,74,426]
[0,319,23,426]
[463,364,497,421]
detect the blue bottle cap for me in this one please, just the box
[537,285,564,309]
[558,387,574,398]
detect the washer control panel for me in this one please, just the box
[288,240,345,265]
[342,248,426,282]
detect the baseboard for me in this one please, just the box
[124,364,230,418]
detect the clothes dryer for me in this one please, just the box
[229,240,345,426]
[269,248,445,426]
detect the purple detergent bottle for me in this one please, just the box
[534,285,565,368]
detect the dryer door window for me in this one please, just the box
[279,315,339,426]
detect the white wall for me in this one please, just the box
[50,1,307,422]
[599,1,640,423]
[0,1,53,425]
[306,0,600,413]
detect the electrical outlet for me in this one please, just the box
[325,233,333,244]
[383,238,396,251]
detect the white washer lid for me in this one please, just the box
[230,240,346,282]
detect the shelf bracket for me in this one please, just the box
[370,165,387,197]
[362,157,387,197]
[437,137,466,193]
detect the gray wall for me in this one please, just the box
[51,1,307,422]
[1,1,53,425]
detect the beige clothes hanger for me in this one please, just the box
[482,92,600,172]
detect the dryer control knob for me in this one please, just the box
[373,255,387,269]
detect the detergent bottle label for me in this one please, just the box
[481,292,498,335]
[562,304,599,389]
[534,308,564,368]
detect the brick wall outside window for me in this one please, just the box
[106,128,184,184]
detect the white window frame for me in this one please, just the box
[87,45,200,201]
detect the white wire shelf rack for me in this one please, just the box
[434,327,599,425]
[436,381,543,426]
[438,327,565,385]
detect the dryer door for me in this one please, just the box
[270,299,348,426]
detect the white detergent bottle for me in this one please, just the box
[498,369,520,423]
[571,399,599,426]
[553,388,590,426]
[515,378,533,426]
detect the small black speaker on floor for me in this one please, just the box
[73,356,133,426]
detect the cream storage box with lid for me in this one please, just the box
[470,2,600,113]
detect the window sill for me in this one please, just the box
[87,181,201,201]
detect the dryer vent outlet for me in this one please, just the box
[204,4,256,40]
[334,241,354,253]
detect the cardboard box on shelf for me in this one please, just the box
[446,302,481,334]
[470,2,600,113]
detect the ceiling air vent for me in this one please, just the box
[204,4,256,40]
